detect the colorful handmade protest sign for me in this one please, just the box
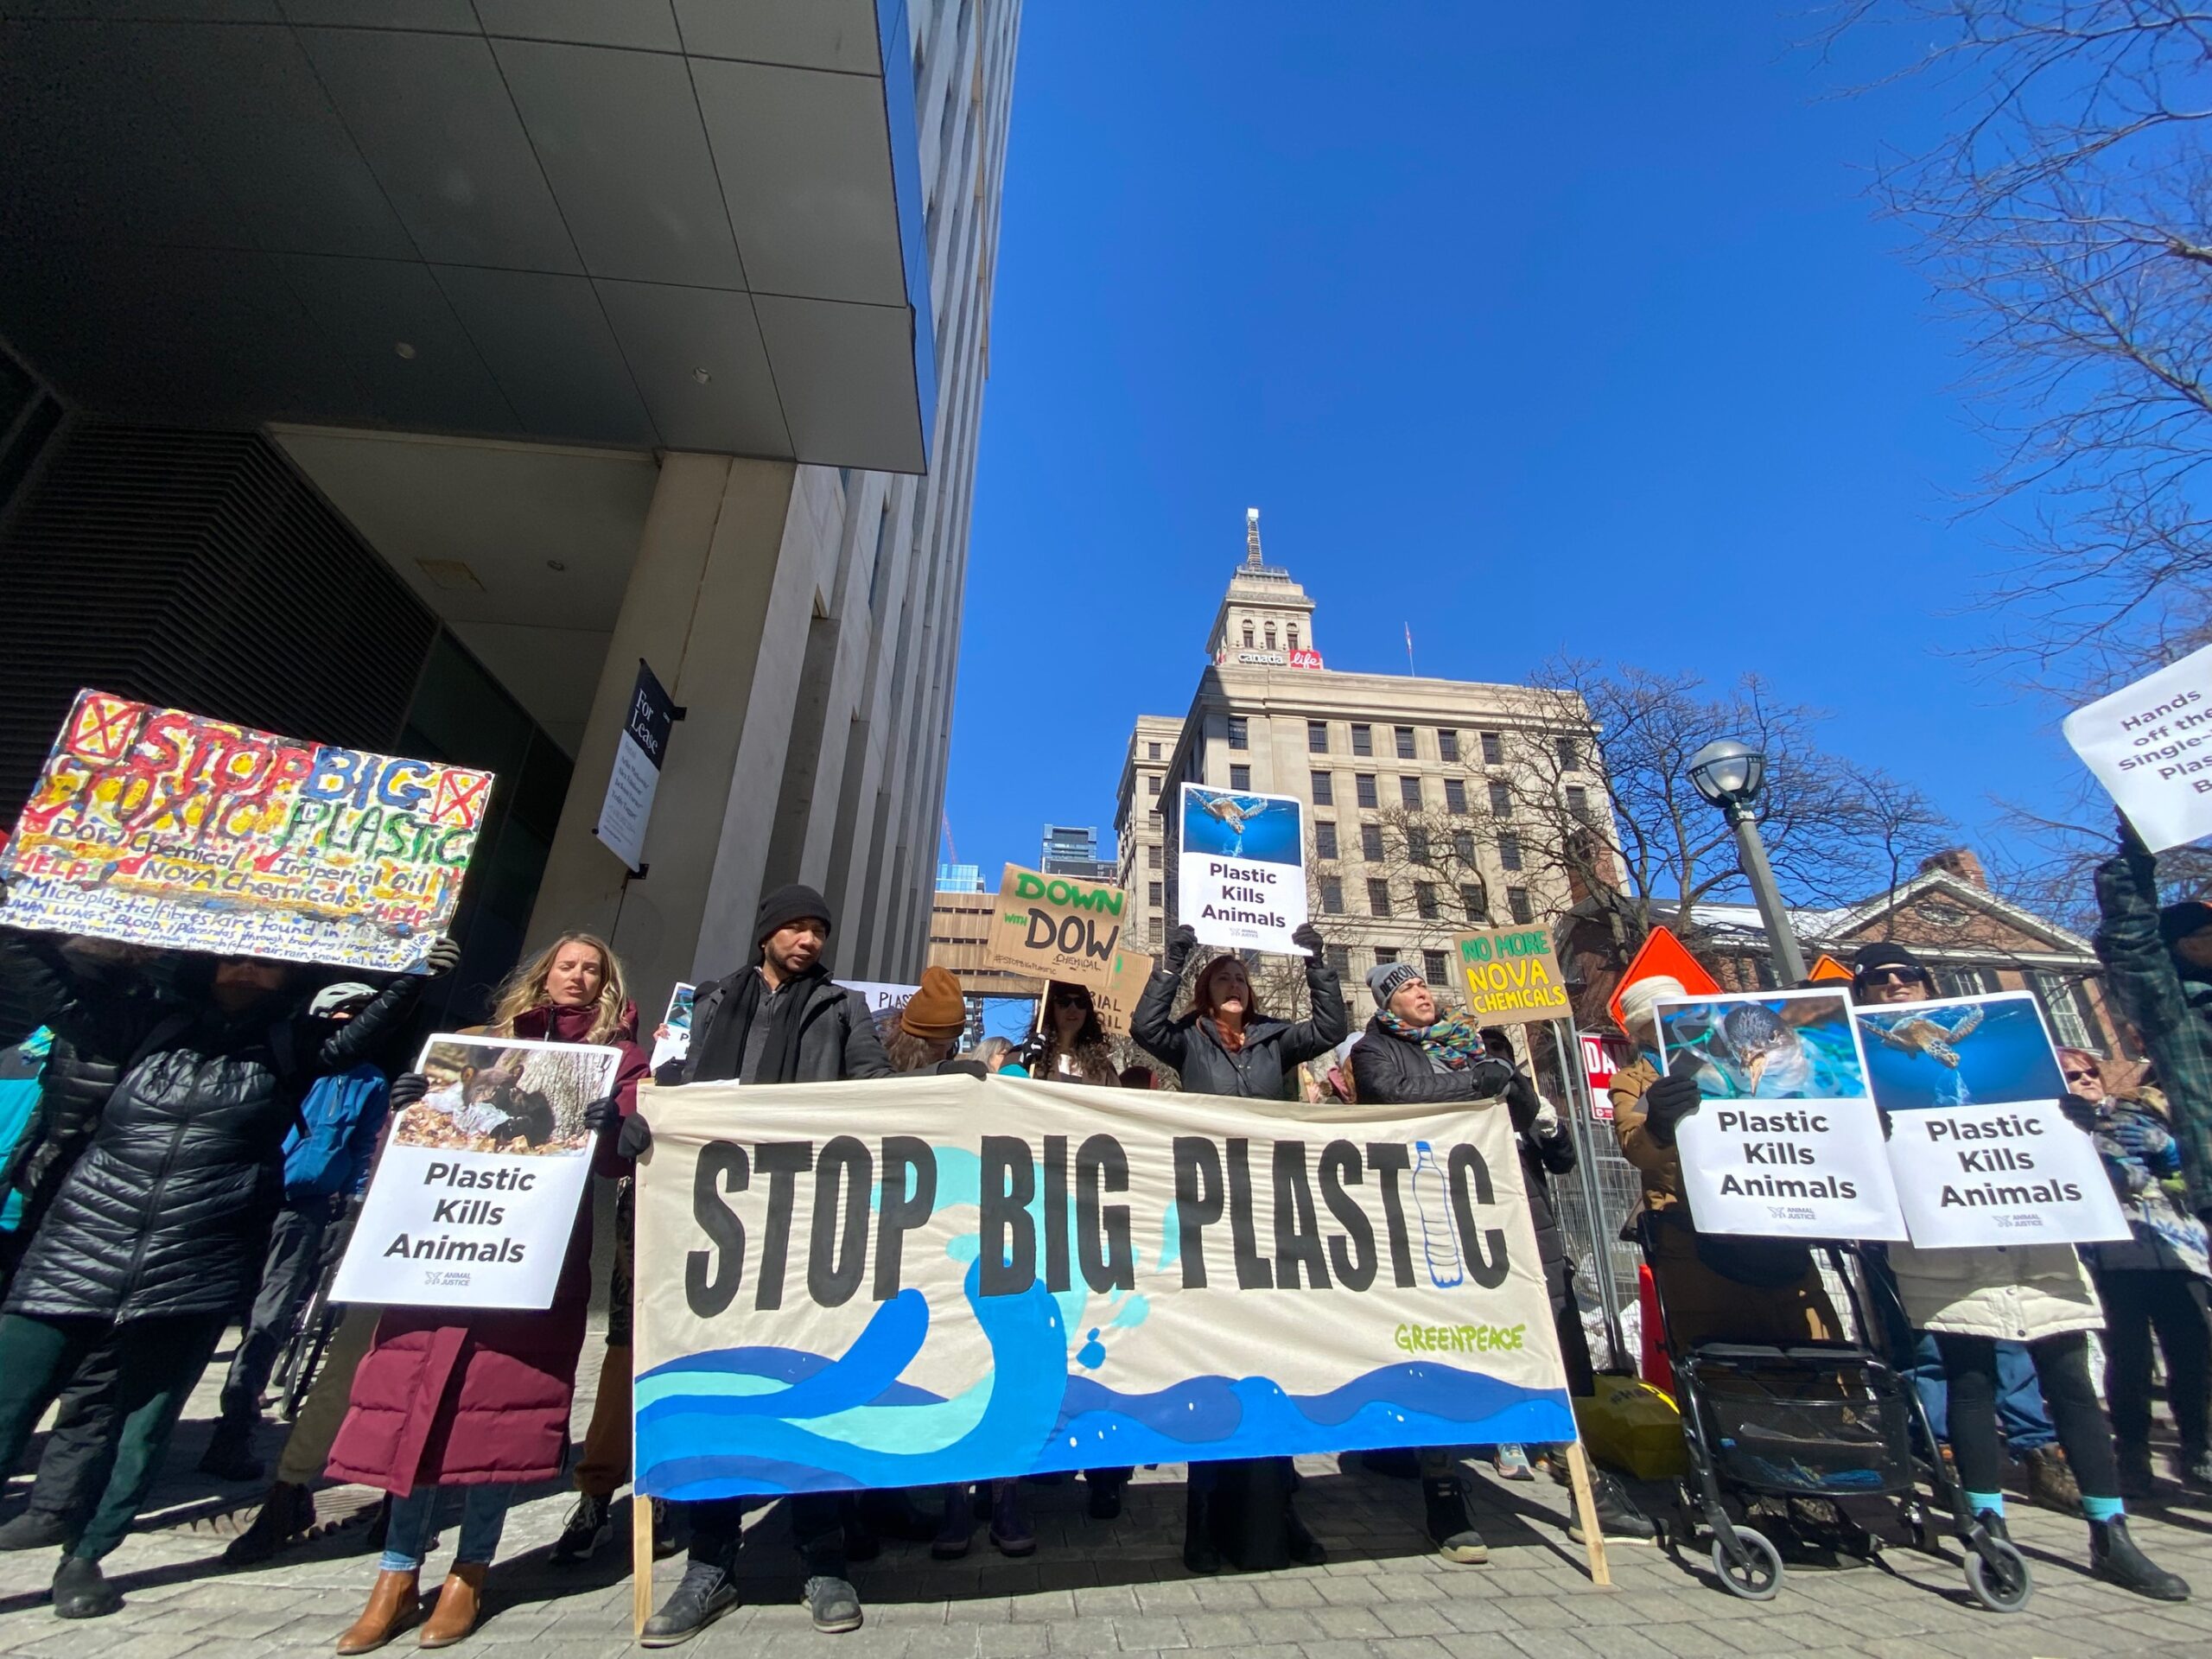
[1178,783,1308,954]
[630,1072,1574,1497]
[1856,991,2129,1249]
[1453,925,1571,1026]
[333,1033,620,1310]
[0,690,489,972]
[2063,640,2212,853]
[1654,987,1906,1241]
[982,863,1136,995]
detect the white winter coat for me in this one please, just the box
[1889,1241,2104,1342]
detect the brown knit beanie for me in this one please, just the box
[900,965,967,1043]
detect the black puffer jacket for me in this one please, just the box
[1504,1069,1578,1306]
[1132,952,1349,1101]
[0,1028,137,1243]
[0,941,421,1322]
[1348,1013,1516,1109]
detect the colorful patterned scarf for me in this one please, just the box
[1377,1007,1488,1070]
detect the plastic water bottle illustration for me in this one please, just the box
[1411,1141,1463,1288]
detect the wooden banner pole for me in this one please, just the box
[1564,1440,1612,1587]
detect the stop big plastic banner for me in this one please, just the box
[0,690,490,972]
[629,1072,1574,1499]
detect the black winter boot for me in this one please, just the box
[2090,1515,2190,1602]
[1422,1478,1489,1564]
[2116,1440,2157,1500]
[222,1481,316,1565]
[0,1508,73,1552]
[1182,1482,1220,1575]
[51,1556,121,1619]
[196,1418,264,1483]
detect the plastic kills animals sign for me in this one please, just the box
[982,863,1135,995]
[630,1072,1575,1497]
[1179,783,1308,954]
[1453,925,1570,1026]
[2063,641,2212,852]
[0,690,489,972]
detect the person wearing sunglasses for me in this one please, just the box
[1019,981,1122,1086]
[2072,1046,2212,1497]
[1854,941,2187,1599]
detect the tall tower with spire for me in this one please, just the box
[1208,507,1321,668]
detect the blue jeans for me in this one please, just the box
[1908,1334,2056,1454]
[380,1483,513,1573]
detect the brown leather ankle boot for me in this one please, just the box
[418,1563,487,1648]
[336,1569,420,1655]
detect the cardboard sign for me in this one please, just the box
[631,1072,1576,1497]
[1178,783,1309,954]
[982,864,1136,995]
[1,690,488,972]
[1091,948,1158,1035]
[1655,988,1906,1241]
[332,1033,620,1309]
[1856,991,2129,1248]
[2063,641,2212,851]
[1606,925,1720,1029]
[1453,925,1571,1026]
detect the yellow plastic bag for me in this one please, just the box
[1574,1373,1688,1481]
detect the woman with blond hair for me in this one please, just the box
[327,934,649,1652]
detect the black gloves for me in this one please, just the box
[617,1113,652,1160]
[1640,1057,1703,1148]
[1162,923,1198,974]
[1878,1104,1893,1142]
[421,937,462,977]
[1291,922,1325,957]
[582,1092,620,1134]
[653,1059,688,1089]
[940,1058,989,1079]
[388,1071,429,1110]
[2059,1092,2101,1135]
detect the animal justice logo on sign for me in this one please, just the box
[982,863,1135,995]
[0,690,491,973]
[1452,925,1570,1026]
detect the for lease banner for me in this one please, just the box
[631,1073,1574,1499]
[982,864,1136,995]
[2063,641,2212,852]
[332,1033,620,1309]
[1178,783,1308,954]
[1856,991,2129,1248]
[1,690,490,972]
[1655,988,1906,1241]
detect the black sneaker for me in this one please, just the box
[640,1560,741,1647]
[2118,1440,2158,1500]
[51,1556,121,1620]
[550,1494,613,1564]
[1422,1478,1489,1565]
[803,1573,862,1634]
[0,1509,73,1552]
[222,1482,317,1566]
[197,1421,264,1484]
[2091,1515,2190,1602]
[1569,1469,1657,1545]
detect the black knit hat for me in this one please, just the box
[754,883,833,950]
[2160,901,2212,950]
[1850,940,1929,986]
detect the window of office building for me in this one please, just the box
[1148,881,1162,905]
[1395,726,1416,760]
[1566,784,1590,821]
[1368,878,1391,917]
[1243,622,1254,646]
[1499,833,1522,872]
[1452,827,1476,863]
[1149,810,1161,828]
[1507,887,1532,924]
[1312,771,1333,805]
[1415,881,1440,919]
[1488,780,1512,817]
[1228,715,1249,750]
[1315,821,1338,860]
[1230,763,1251,789]
[1307,720,1328,753]
[1356,774,1378,808]
[1424,949,1450,986]
[1320,875,1344,914]
[1461,883,1488,922]
[1481,730,1503,766]
[1325,942,1349,976]
[1373,946,1399,966]
[1147,741,1160,760]
[1557,735,1580,772]
[1402,776,1422,809]
[1265,623,1276,649]
[1351,723,1373,756]
[1408,825,1430,864]
[1147,774,1160,795]
[1288,625,1301,650]
[1146,843,1160,868]
[1439,728,1459,764]
[1445,776,1467,814]
[1361,822,1385,861]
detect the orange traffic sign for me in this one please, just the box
[1606,924,1721,1027]
[1807,953,1853,984]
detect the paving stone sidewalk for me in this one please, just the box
[7,1332,2212,1659]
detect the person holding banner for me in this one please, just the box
[1846,945,2190,1601]
[627,884,891,1643]
[328,931,644,1653]
[1017,980,1122,1086]
[0,919,449,1621]
[1135,919,1342,1574]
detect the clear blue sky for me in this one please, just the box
[944,4,2063,884]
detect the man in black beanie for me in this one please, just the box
[627,881,891,1644]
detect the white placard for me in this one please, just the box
[1656,987,1907,1241]
[1177,782,1309,954]
[651,983,696,1071]
[333,1033,620,1309]
[1884,1100,2131,1248]
[839,979,921,1016]
[2062,640,2212,851]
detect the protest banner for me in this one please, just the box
[1453,925,1571,1026]
[1655,988,1906,1240]
[0,690,488,972]
[1857,991,2129,1249]
[982,864,1136,995]
[333,1033,620,1309]
[2063,640,2212,852]
[1178,783,1309,954]
[651,984,696,1072]
[630,1072,1579,1497]
[841,980,921,1020]
[1091,947,1157,1035]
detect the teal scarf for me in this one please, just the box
[1378,1007,1487,1070]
